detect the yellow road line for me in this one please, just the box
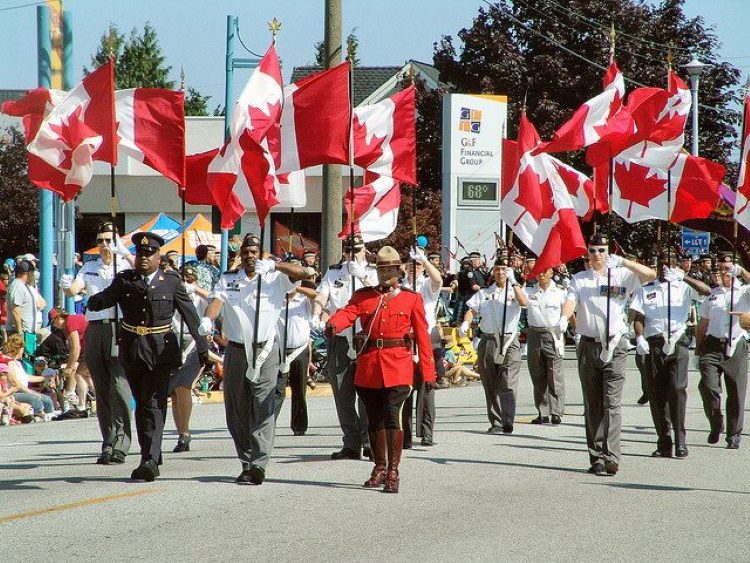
[0,487,158,525]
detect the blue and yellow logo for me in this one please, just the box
[459,107,482,133]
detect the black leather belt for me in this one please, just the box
[579,335,601,343]
[529,326,552,333]
[89,319,113,325]
[228,340,268,349]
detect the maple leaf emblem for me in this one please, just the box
[48,106,95,170]
[246,99,282,144]
[513,165,556,225]
[614,161,666,218]
[353,114,386,169]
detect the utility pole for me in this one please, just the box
[321,0,343,268]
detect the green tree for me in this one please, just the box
[184,87,211,117]
[430,0,741,256]
[313,30,360,67]
[0,128,40,256]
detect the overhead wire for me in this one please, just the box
[0,0,48,12]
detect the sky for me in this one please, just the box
[0,0,748,109]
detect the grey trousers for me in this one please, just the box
[327,334,369,450]
[577,336,627,465]
[646,334,689,449]
[477,334,521,427]
[526,330,565,417]
[85,322,132,455]
[698,336,748,443]
[223,341,279,470]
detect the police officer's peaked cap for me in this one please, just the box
[469,251,481,258]
[376,246,402,267]
[131,231,165,252]
[718,252,734,264]
[302,250,317,258]
[588,232,608,246]
[343,234,365,250]
[241,233,261,248]
[427,251,441,259]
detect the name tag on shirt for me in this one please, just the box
[646,291,657,300]
[227,280,241,292]
[599,284,627,299]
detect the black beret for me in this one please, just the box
[343,234,365,249]
[131,231,165,252]
[588,232,608,246]
[241,233,261,248]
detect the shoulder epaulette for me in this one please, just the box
[164,269,180,277]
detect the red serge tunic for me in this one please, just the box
[328,286,436,389]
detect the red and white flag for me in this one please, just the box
[277,62,350,173]
[115,88,185,186]
[353,85,417,185]
[501,114,586,275]
[24,61,117,201]
[184,149,219,206]
[734,92,750,230]
[207,44,283,227]
[548,155,605,220]
[535,61,627,155]
[340,173,401,243]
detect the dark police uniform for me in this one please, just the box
[88,232,208,479]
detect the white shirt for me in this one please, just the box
[77,257,131,321]
[172,287,209,348]
[699,283,750,340]
[317,261,377,335]
[403,275,441,333]
[277,292,312,349]
[567,266,642,339]
[466,283,522,334]
[5,279,41,332]
[210,269,294,343]
[630,280,700,338]
[525,283,566,328]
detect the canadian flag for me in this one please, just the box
[184,149,220,205]
[734,92,750,230]
[548,156,606,220]
[501,114,586,276]
[115,88,185,186]
[534,61,627,155]
[340,173,401,243]
[207,44,283,227]
[24,61,117,201]
[600,141,724,223]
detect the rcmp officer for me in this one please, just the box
[461,252,529,434]
[61,222,134,465]
[695,255,750,449]
[525,267,567,424]
[560,233,655,475]
[327,246,436,493]
[200,234,307,484]
[312,234,378,460]
[87,232,208,482]
[629,252,710,458]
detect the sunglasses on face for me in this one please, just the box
[588,247,607,254]
[96,237,113,244]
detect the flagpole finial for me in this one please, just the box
[180,66,185,91]
[407,63,416,86]
[268,18,282,40]
[522,90,528,114]
[347,35,356,62]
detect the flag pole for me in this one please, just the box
[665,50,673,350]
[604,23,617,348]
[347,36,356,290]
[179,67,187,350]
[106,41,120,356]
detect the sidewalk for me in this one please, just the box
[199,382,333,403]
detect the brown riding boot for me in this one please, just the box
[363,430,387,488]
[382,429,404,494]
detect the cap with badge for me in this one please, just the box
[343,234,365,250]
[469,251,481,259]
[131,231,165,253]
[302,250,317,258]
[241,233,261,248]
[588,232,609,246]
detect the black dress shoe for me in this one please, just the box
[727,438,740,450]
[637,394,649,405]
[550,415,562,425]
[587,462,604,476]
[707,430,721,444]
[131,460,159,482]
[248,466,265,485]
[293,430,306,436]
[604,461,619,475]
[331,448,361,460]
[674,446,689,458]
[96,453,112,465]
[421,436,435,446]
[530,416,550,425]
[502,423,514,434]
[173,434,191,453]
[362,446,373,460]
[236,469,253,485]
[651,447,673,458]
[109,450,126,464]
[487,426,503,435]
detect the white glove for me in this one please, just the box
[254,258,277,276]
[459,321,470,337]
[184,282,197,296]
[111,237,131,258]
[605,254,624,269]
[59,274,74,290]
[309,316,325,332]
[347,260,367,280]
[409,246,428,264]
[663,267,684,283]
[636,335,650,356]
[198,316,213,336]
[557,317,568,334]
[728,264,742,278]
[574,333,581,345]
[504,268,517,285]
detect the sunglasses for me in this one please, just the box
[96,237,113,244]
[587,247,607,254]
[136,248,158,256]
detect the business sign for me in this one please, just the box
[442,94,507,268]
[681,227,710,256]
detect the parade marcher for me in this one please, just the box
[461,253,529,434]
[327,246,436,493]
[312,234,377,460]
[87,232,208,482]
[560,233,656,475]
[400,247,443,447]
[629,252,710,458]
[302,250,319,282]
[695,256,750,449]
[274,278,316,436]
[60,222,134,464]
[632,254,656,406]
[200,234,307,485]
[525,267,567,424]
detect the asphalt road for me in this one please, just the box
[1,350,748,562]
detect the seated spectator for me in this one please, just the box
[2,334,54,421]
[440,334,480,388]
[30,356,61,410]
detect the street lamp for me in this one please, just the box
[682,55,709,156]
